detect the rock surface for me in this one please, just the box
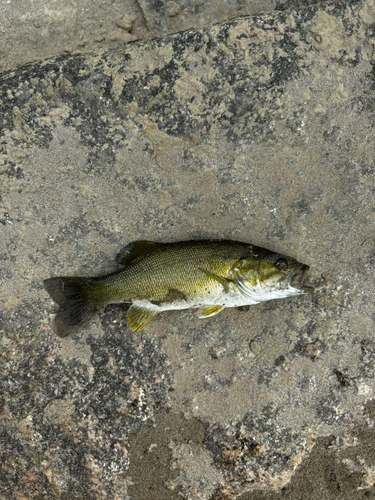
[1,0,328,72]
[1,0,375,499]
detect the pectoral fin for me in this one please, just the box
[127,304,160,332]
[199,268,230,293]
[197,305,225,318]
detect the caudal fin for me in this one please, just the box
[44,277,98,337]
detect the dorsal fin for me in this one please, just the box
[118,241,165,266]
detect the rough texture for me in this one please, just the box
[1,0,375,499]
[0,0,329,72]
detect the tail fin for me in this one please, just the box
[44,277,98,337]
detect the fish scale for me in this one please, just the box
[92,242,242,302]
[44,240,313,336]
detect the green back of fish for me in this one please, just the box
[90,240,246,304]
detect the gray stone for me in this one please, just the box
[1,0,375,498]
[0,0,329,72]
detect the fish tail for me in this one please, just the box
[44,277,99,337]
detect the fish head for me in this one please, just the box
[233,251,314,299]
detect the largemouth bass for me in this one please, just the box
[44,240,314,337]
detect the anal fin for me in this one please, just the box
[127,304,160,332]
[198,305,225,318]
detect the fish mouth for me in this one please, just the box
[289,265,314,293]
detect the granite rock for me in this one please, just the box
[1,0,375,498]
[0,0,332,73]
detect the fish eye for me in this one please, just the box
[275,258,288,270]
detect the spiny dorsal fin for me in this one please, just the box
[199,268,230,293]
[127,304,160,332]
[197,305,225,318]
[119,241,165,266]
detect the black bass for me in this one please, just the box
[44,240,314,336]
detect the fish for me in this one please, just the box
[44,240,314,337]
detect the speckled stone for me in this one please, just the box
[1,0,375,498]
[0,0,329,73]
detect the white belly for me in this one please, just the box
[132,282,303,314]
